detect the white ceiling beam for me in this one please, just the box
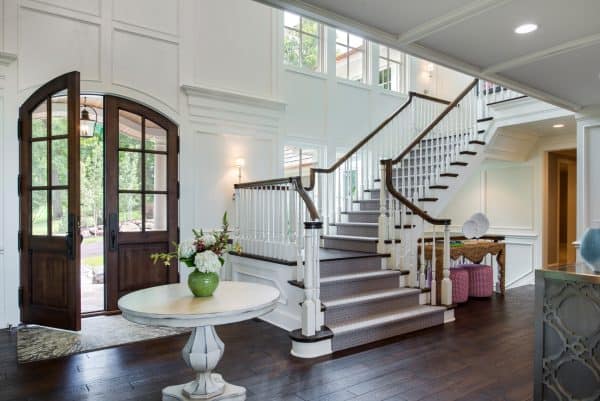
[484,32,600,74]
[252,0,583,111]
[397,0,514,45]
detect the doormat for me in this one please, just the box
[17,315,190,363]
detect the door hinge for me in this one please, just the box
[177,135,180,154]
[17,231,23,252]
[18,287,24,308]
[177,181,180,199]
[17,118,22,141]
[177,227,180,243]
[17,174,22,197]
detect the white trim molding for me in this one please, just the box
[182,84,286,138]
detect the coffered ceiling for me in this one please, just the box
[255,0,600,111]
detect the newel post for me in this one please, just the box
[301,220,322,337]
[377,163,388,254]
[441,224,453,305]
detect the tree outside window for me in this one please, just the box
[335,30,366,83]
[378,45,405,93]
[283,12,322,72]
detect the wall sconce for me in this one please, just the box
[234,158,245,183]
[426,63,435,78]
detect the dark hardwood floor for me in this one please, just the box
[0,286,534,401]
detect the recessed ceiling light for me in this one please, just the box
[553,124,565,128]
[515,23,538,34]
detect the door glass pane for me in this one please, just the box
[119,110,142,149]
[51,139,68,186]
[119,193,142,232]
[145,153,167,192]
[32,141,48,187]
[145,194,167,231]
[32,101,48,138]
[51,95,68,137]
[32,190,48,235]
[51,189,68,236]
[118,151,141,191]
[145,120,167,151]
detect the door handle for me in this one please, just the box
[66,213,76,260]
[108,213,118,251]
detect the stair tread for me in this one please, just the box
[322,234,378,242]
[318,248,388,261]
[341,210,379,215]
[329,305,446,334]
[331,222,378,227]
[320,269,402,284]
[323,288,421,309]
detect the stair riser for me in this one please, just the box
[325,293,420,326]
[356,201,379,211]
[321,276,399,301]
[323,237,377,253]
[335,224,378,237]
[331,311,445,352]
[343,213,378,224]
[320,257,383,277]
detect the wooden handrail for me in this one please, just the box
[305,91,450,190]
[234,176,319,221]
[381,159,451,226]
[391,79,478,164]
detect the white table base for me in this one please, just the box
[162,326,246,401]
[162,375,245,401]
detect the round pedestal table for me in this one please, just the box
[118,281,280,401]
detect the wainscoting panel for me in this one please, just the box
[485,165,534,231]
[112,0,179,37]
[112,29,179,111]
[26,0,101,17]
[18,6,101,89]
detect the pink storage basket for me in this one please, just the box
[459,264,493,298]
[450,267,469,304]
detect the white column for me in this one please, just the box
[441,224,452,305]
[301,221,322,337]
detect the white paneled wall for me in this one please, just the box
[442,130,577,289]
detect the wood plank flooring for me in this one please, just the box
[0,286,534,401]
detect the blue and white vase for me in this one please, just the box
[580,221,600,272]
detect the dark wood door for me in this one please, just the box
[19,71,81,330]
[104,96,178,311]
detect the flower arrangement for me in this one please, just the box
[151,212,241,296]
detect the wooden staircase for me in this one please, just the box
[233,79,505,357]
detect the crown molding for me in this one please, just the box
[181,84,286,112]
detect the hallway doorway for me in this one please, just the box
[545,149,577,266]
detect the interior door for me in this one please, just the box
[104,96,178,311]
[19,71,81,330]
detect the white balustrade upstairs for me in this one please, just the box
[305,92,450,236]
[477,80,525,118]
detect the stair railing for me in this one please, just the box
[234,177,323,336]
[305,92,450,236]
[381,79,480,306]
[477,79,525,118]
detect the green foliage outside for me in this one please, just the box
[283,19,320,71]
[30,109,159,235]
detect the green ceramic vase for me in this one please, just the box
[187,269,220,297]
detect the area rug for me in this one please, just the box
[17,315,190,363]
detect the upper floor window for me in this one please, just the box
[283,144,320,187]
[283,12,323,72]
[378,45,405,92]
[335,29,366,83]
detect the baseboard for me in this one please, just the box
[507,270,535,288]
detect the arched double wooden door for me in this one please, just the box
[19,72,179,330]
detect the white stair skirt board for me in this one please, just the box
[230,255,302,332]
[291,338,333,359]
